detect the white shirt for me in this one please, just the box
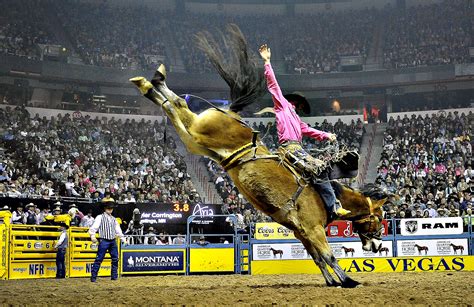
[80,215,95,228]
[11,211,25,224]
[88,213,125,242]
[55,232,67,248]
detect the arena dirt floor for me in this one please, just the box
[1,272,473,305]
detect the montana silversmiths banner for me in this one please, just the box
[397,239,469,257]
[400,217,463,236]
[254,223,295,240]
[122,250,185,274]
[252,241,393,261]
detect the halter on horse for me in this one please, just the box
[130,24,388,287]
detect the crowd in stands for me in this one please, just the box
[2,0,470,73]
[281,9,375,74]
[0,106,201,204]
[376,111,473,220]
[383,1,471,69]
[0,0,58,60]
[56,2,167,70]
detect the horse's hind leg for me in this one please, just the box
[308,225,360,288]
[295,233,340,287]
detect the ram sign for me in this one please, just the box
[400,217,463,236]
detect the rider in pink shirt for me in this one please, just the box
[259,44,350,218]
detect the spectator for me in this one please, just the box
[80,210,95,228]
[24,203,38,225]
[172,233,185,245]
[11,205,25,224]
[144,227,157,245]
[376,111,472,218]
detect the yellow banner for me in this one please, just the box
[251,256,474,275]
[190,248,234,273]
[255,223,295,240]
[69,260,112,278]
[9,261,57,279]
[0,224,8,280]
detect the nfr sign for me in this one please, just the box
[29,264,45,275]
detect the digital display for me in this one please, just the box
[137,203,216,225]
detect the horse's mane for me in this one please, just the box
[195,24,266,113]
[359,183,390,200]
[331,181,389,200]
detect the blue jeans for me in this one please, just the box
[56,248,66,278]
[91,239,119,280]
[313,172,337,213]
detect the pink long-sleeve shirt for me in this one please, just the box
[264,63,329,144]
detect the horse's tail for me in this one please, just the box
[195,24,266,113]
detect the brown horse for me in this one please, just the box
[450,243,464,255]
[379,247,390,256]
[414,244,429,255]
[341,246,355,257]
[270,247,284,259]
[130,25,387,288]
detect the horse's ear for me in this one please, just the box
[374,198,387,209]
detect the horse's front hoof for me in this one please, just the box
[130,77,153,95]
[152,64,167,86]
[341,277,361,288]
[326,280,342,287]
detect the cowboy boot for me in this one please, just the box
[334,199,351,217]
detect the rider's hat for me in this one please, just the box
[283,92,310,114]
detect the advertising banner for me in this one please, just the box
[69,260,112,278]
[9,261,57,279]
[330,241,393,258]
[189,247,234,273]
[251,256,474,275]
[327,220,389,237]
[0,224,7,279]
[400,217,463,236]
[397,239,468,257]
[122,250,186,274]
[137,203,216,226]
[254,223,295,240]
[253,241,393,261]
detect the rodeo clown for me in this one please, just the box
[258,44,350,218]
[88,198,126,282]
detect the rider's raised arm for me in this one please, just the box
[264,63,291,112]
[300,120,330,141]
[260,44,290,112]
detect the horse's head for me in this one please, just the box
[351,197,385,253]
[336,183,389,253]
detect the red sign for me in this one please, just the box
[326,220,388,237]
[72,111,83,119]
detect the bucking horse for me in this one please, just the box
[130,25,388,288]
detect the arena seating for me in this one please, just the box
[383,1,471,69]
[376,111,473,219]
[0,106,199,205]
[0,0,58,60]
[1,0,470,73]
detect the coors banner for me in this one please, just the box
[400,217,463,236]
